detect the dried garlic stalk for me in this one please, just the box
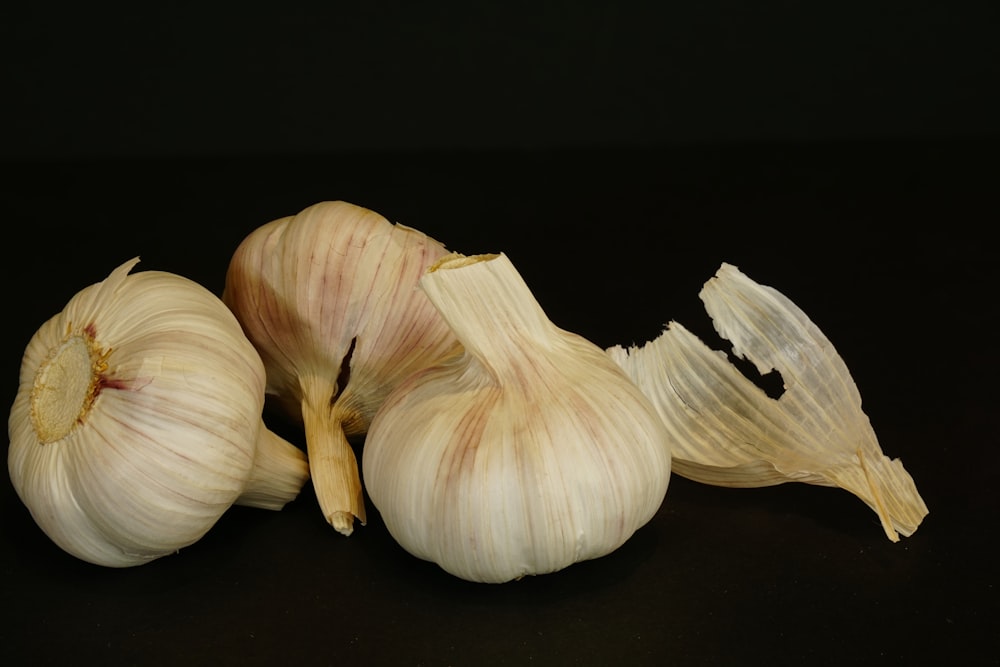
[608,263,928,541]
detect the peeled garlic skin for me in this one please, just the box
[608,263,928,541]
[362,253,672,583]
[7,258,302,567]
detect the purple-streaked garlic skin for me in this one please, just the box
[223,201,461,535]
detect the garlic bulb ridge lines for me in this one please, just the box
[238,219,301,397]
[72,417,225,553]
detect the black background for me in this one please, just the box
[2,3,998,666]
[3,2,999,158]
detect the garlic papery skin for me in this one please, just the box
[362,252,672,583]
[7,258,309,567]
[608,263,928,542]
[222,201,460,536]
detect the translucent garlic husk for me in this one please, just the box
[222,201,461,535]
[362,253,673,583]
[7,258,310,567]
[608,263,928,541]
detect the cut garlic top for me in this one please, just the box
[7,258,309,567]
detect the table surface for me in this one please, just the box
[2,138,996,666]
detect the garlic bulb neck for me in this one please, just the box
[237,426,311,511]
[423,253,555,372]
[298,373,366,535]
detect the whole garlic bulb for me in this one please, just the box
[362,253,673,583]
[7,258,310,567]
[223,201,460,535]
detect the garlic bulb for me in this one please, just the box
[362,253,672,583]
[608,263,928,541]
[223,201,460,535]
[7,258,310,567]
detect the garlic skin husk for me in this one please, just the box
[222,201,461,536]
[362,253,672,583]
[608,263,928,542]
[7,258,309,567]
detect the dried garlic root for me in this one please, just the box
[608,263,928,541]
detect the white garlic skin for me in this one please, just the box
[608,262,929,541]
[7,258,306,567]
[364,337,672,584]
[362,253,672,583]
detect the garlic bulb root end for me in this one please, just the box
[30,329,110,443]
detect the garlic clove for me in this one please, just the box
[223,201,461,536]
[608,263,928,541]
[7,258,309,567]
[362,252,672,583]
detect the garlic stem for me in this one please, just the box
[423,253,553,374]
[299,374,366,535]
[235,426,309,511]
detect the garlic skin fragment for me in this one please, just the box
[362,252,672,583]
[222,201,460,536]
[608,263,928,542]
[7,258,309,568]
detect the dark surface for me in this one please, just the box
[1,139,997,665]
[4,3,999,159]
